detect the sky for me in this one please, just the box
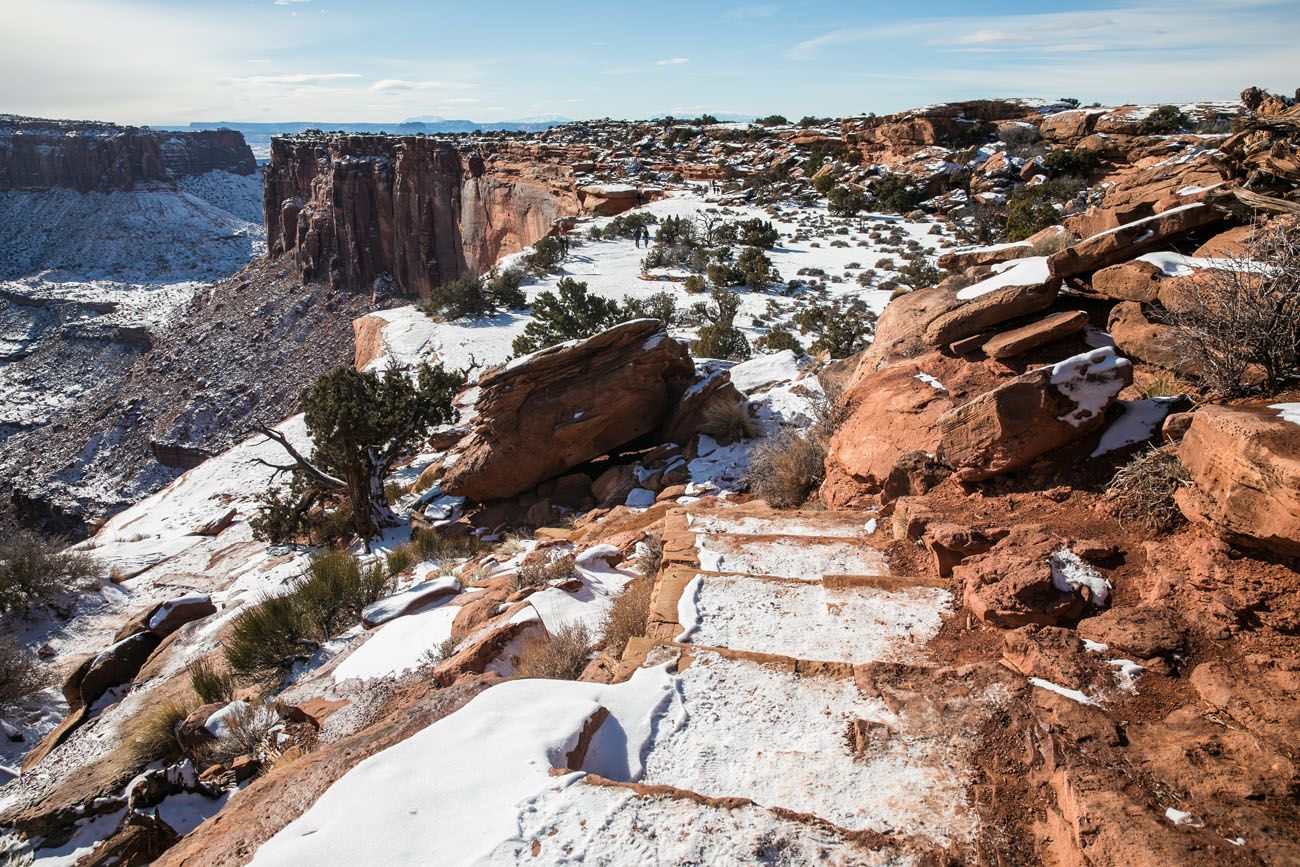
[1,0,1297,125]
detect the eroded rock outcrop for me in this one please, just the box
[263,134,582,297]
[442,320,695,501]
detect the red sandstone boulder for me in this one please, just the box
[922,258,1060,348]
[1076,605,1188,660]
[957,526,1108,628]
[982,310,1088,360]
[1175,404,1300,556]
[658,368,746,445]
[1048,204,1225,280]
[936,241,1031,273]
[442,320,694,502]
[1105,301,1185,371]
[938,347,1133,481]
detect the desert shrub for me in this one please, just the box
[0,531,99,616]
[1043,147,1101,177]
[485,267,527,310]
[1001,123,1041,151]
[683,274,708,293]
[522,236,565,276]
[898,258,943,289]
[600,579,652,658]
[510,553,577,594]
[187,657,236,705]
[693,322,752,360]
[385,542,416,576]
[422,274,494,321]
[871,175,924,214]
[125,698,197,766]
[514,622,592,680]
[757,114,788,126]
[811,173,836,195]
[737,246,780,288]
[803,141,853,176]
[1137,105,1190,136]
[225,595,311,679]
[754,328,805,355]
[424,634,461,666]
[827,186,868,217]
[622,291,679,327]
[1105,447,1190,534]
[1027,231,1073,257]
[511,278,628,355]
[706,260,745,288]
[1138,372,1188,399]
[736,218,779,249]
[206,702,281,766]
[0,636,43,712]
[793,297,876,358]
[411,527,482,561]
[294,552,391,640]
[700,400,759,444]
[636,537,663,579]
[605,211,657,239]
[744,430,827,508]
[1005,190,1063,241]
[1158,224,1300,397]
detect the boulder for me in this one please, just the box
[982,310,1088,360]
[178,702,227,755]
[938,347,1133,481]
[1175,404,1300,556]
[76,632,162,708]
[1106,302,1184,371]
[361,575,460,628]
[1192,226,1252,258]
[442,320,695,502]
[658,368,745,445]
[923,523,999,577]
[957,526,1106,627]
[1076,605,1187,660]
[937,241,1031,273]
[1039,109,1103,142]
[145,594,217,638]
[1048,203,1224,280]
[591,464,638,507]
[922,258,1060,348]
[1090,260,1164,303]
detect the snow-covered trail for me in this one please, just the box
[252,502,1005,865]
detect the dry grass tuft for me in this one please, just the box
[1105,446,1191,534]
[187,656,236,705]
[744,430,827,508]
[124,698,196,766]
[700,399,759,444]
[514,622,593,680]
[600,579,653,658]
[509,553,577,594]
[206,702,281,766]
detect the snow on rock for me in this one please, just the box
[333,604,461,683]
[680,574,948,664]
[1269,402,1300,426]
[1049,548,1112,605]
[525,545,638,635]
[1091,398,1179,457]
[727,350,805,394]
[1049,347,1132,427]
[250,664,677,867]
[685,512,863,538]
[1028,677,1101,707]
[360,574,460,628]
[956,256,1050,301]
[1135,251,1237,277]
[696,535,888,580]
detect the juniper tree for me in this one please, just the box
[254,363,462,544]
[511,278,627,354]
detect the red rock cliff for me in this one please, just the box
[0,115,256,192]
[263,134,581,298]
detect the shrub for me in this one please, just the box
[485,267,527,310]
[522,236,565,276]
[511,278,628,355]
[757,114,788,126]
[737,246,780,288]
[385,543,416,577]
[0,531,99,616]
[1158,223,1300,397]
[422,274,494,321]
[871,175,923,214]
[1137,105,1190,136]
[693,323,752,361]
[1043,147,1101,177]
[793,298,876,359]
[700,400,759,444]
[424,634,461,666]
[188,656,236,705]
[510,553,577,594]
[206,702,281,766]
[827,186,868,217]
[225,594,311,680]
[1005,190,1063,241]
[736,218,779,249]
[706,260,745,288]
[514,622,592,680]
[683,274,708,293]
[898,259,943,289]
[605,212,657,239]
[744,430,827,508]
[600,579,652,658]
[1105,447,1190,534]
[811,173,836,195]
[754,328,805,355]
[0,636,43,712]
[1027,231,1073,257]
[622,291,679,327]
[411,527,482,561]
[125,698,197,766]
[636,537,664,579]
[294,552,391,640]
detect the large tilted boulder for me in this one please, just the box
[922,257,1060,349]
[1048,203,1225,280]
[938,347,1133,481]
[441,320,695,501]
[1175,405,1300,557]
[957,526,1111,627]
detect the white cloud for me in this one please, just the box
[440,97,481,105]
[233,72,361,86]
[726,5,778,19]
[656,57,690,66]
[369,78,476,93]
[273,0,311,5]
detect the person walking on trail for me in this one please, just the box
[558,232,569,256]
[633,225,642,248]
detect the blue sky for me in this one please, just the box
[3,0,1298,124]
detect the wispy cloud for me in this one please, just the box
[656,57,690,66]
[368,78,476,93]
[273,0,310,5]
[233,72,360,85]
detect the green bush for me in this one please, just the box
[811,173,836,195]
[522,236,565,276]
[485,267,527,310]
[693,323,752,361]
[0,531,99,616]
[793,297,876,358]
[1043,148,1101,177]
[188,656,236,705]
[422,274,495,321]
[294,551,391,640]
[225,594,312,679]
[622,291,679,327]
[604,212,657,239]
[737,246,780,288]
[1137,105,1190,136]
[1005,190,1063,241]
[411,527,482,561]
[511,278,629,355]
[385,543,415,577]
[898,259,943,289]
[870,175,923,213]
[756,114,788,126]
[0,635,43,712]
[754,328,805,355]
[827,186,868,216]
[736,218,779,249]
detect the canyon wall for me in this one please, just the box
[0,115,256,192]
[263,134,582,298]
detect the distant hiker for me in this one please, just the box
[633,226,643,248]
[558,232,569,256]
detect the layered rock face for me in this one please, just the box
[263,134,581,298]
[841,99,1041,165]
[0,115,256,192]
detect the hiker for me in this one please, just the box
[558,232,569,256]
[633,225,643,248]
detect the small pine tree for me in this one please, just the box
[511,278,627,355]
